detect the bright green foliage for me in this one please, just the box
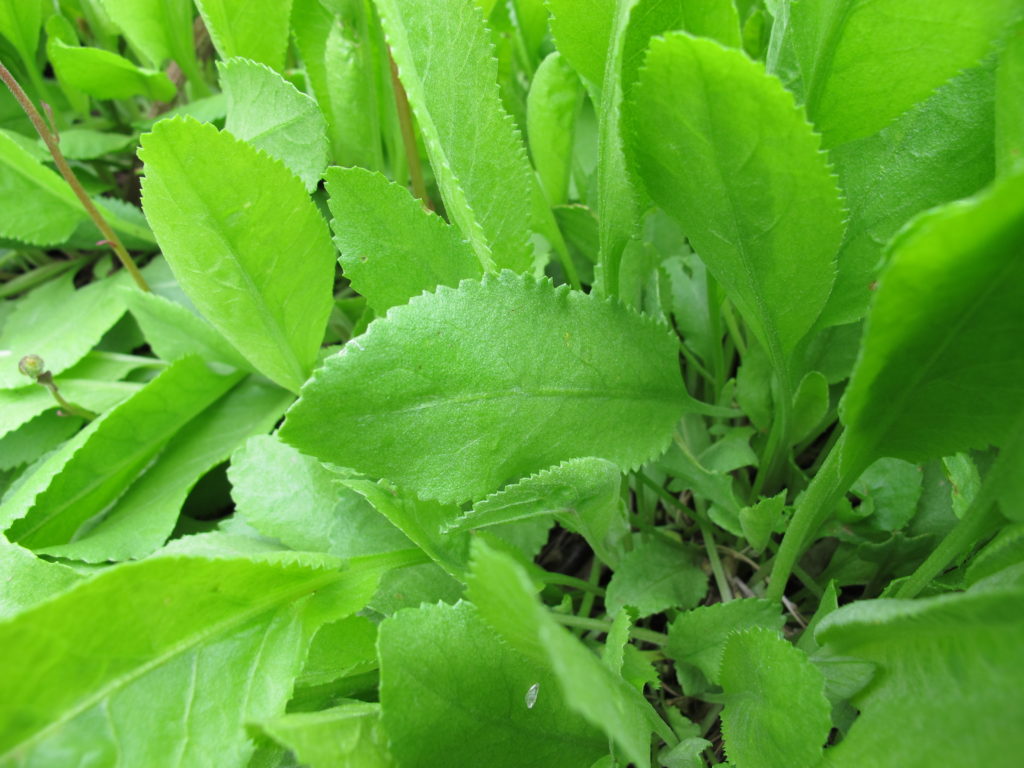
[773,0,1022,147]
[378,601,607,768]
[39,378,291,562]
[374,0,535,273]
[140,118,336,393]
[0,271,128,388]
[256,703,395,768]
[719,628,831,768]
[739,491,786,553]
[0,132,88,246]
[0,551,377,767]
[605,534,707,617]
[220,57,328,191]
[281,272,686,502]
[97,0,200,79]
[816,588,1024,765]
[325,166,481,313]
[628,33,843,361]
[841,172,1024,470]
[3,357,241,548]
[194,0,292,72]
[0,0,42,67]
[47,40,176,101]
[448,457,628,565]
[528,52,581,205]
[52,129,135,160]
[997,21,1024,175]
[853,458,924,532]
[545,0,614,90]
[0,541,82,620]
[229,434,411,559]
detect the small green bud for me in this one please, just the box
[18,354,46,379]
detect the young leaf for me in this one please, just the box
[325,166,481,313]
[771,0,1022,147]
[139,118,336,393]
[280,272,686,503]
[374,0,535,273]
[604,534,708,618]
[194,0,292,71]
[38,377,292,562]
[719,628,831,768]
[0,551,380,766]
[0,131,88,246]
[527,52,581,206]
[220,57,329,191]
[816,587,1024,766]
[3,357,243,548]
[627,34,842,362]
[840,172,1024,471]
[47,40,177,101]
[255,703,395,768]
[545,0,615,90]
[378,601,607,768]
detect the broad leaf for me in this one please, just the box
[256,703,394,768]
[325,166,481,313]
[0,551,382,766]
[220,57,328,191]
[816,587,1024,765]
[47,40,176,101]
[605,534,707,618]
[374,0,535,273]
[628,33,842,362]
[720,628,831,768]
[140,118,336,393]
[280,272,686,503]
[378,601,607,768]
[771,0,1022,147]
[0,131,88,246]
[194,0,292,71]
[840,172,1024,472]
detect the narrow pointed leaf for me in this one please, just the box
[280,272,686,503]
[374,0,534,272]
[140,118,336,393]
[545,0,615,89]
[48,40,177,101]
[527,52,581,206]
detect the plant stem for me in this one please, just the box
[388,52,430,208]
[36,372,98,421]
[752,366,793,498]
[553,613,669,646]
[694,499,733,601]
[0,62,150,293]
[767,431,863,603]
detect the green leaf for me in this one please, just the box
[816,587,1024,766]
[446,457,629,566]
[3,357,242,548]
[790,370,828,445]
[997,21,1024,175]
[325,166,481,313]
[0,550,382,766]
[139,118,336,393]
[280,272,686,503]
[545,0,615,89]
[605,534,707,618]
[772,0,1022,147]
[229,434,412,559]
[97,0,200,80]
[719,628,831,768]
[375,0,535,273]
[47,40,177,101]
[528,52,582,206]
[220,57,329,191]
[39,377,292,562]
[194,0,291,71]
[840,172,1024,472]
[628,33,842,362]
[0,0,41,65]
[851,458,923,532]
[0,271,129,388]
[255,703,395,768]
[466,540,673,767]
[50,129,135,160]
[0,540,82,620]
[666,599,784,691]
[0,131,89,246]
[823,61,998,325]
[379,601,607,768]
[739,491,785,553]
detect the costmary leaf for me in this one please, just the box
[374,0,535,273]
[280,272,686,503]
[771,0,1022,147]
[0,551,381,766]
[815,587,1024,765]
[604,534,708,618]
[47,40,177,101]
[325,166,481,313]
[840,172,1024,471]
[378,601,607,768]
[194,0,292,71]
[719,628,831,768]
[255,703,395,768]
[628,33,842,362]
[220,57,329,191]
[140,118,336,393]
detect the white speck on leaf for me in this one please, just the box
[525,682,539,709]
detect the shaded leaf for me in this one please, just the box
[605,534,707,617]
[255,703,394,768]
[528,52,581,205]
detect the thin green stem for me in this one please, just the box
[36,372,98,421]
[553,613,669,646]
[541,570,605,597]
[706,277,726,395]
[0,62,150,292]
[752,366,793,497]
[576,558,603,621]
[695,500,733,602]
